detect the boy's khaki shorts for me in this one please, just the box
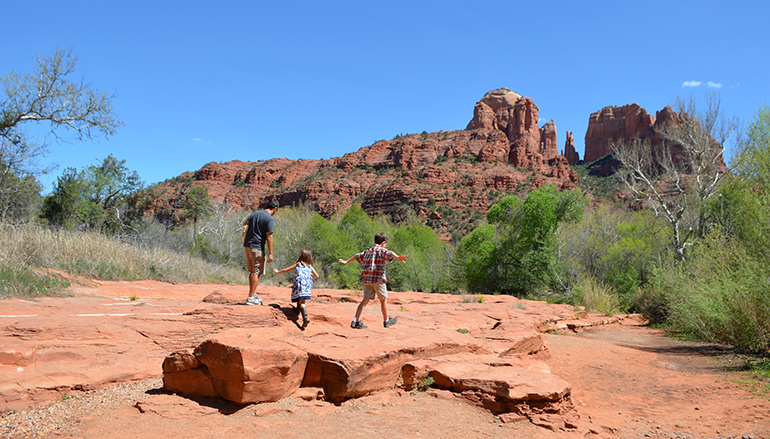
[363,282,388,300]
[245,248,266,275]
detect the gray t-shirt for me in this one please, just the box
[243,210,275,250]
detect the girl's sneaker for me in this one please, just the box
[383,317,398,328]
[350,320,367,329]
[246,296,262,306]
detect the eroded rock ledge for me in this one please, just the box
[162,291,617,434]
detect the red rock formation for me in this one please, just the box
[562,131,579,165]
[146,89,579,237]
[540,120,559,159]
[466,88,567,173]
[583,104,656,163]
[583,104,727,176]
[159,287,604,431]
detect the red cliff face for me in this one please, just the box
[583,103,726,175]
[149,89,578,237]
[584,104,656,163]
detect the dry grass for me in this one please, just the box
[572,276,621,316]
[460,293,485,303]
[0,223,245,297]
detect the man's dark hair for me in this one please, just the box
[266,198,280,209]
[374,232,388,245]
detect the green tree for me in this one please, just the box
[41,168,84,228]
[177,186,213,236]
[307,213,360,288]
[456,185,586,296]
[1,48,123,222]
[41,155,143,233]
[338,204,378,251]
[453,224,496,292]
[732,104,770,183]
[0,164,41,223]
[652,104,770,351]
[389,223,453,293]
[559,204,671,308]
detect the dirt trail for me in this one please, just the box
[548,325,770,438]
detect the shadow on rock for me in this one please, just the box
[269,304,303,330]
[146,388,248,415]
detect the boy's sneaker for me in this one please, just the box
[350,320,367,329]
[383,317,398,328]
[246,295,262,306]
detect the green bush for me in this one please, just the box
[650,104,770,351]
[570,276,621,316]
[455,185,586,297]
[559,204,671,311]
[388,223,453,293]
[653,231,770,353]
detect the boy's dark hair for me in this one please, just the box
[266,198,280,209]
[374,232,388,245]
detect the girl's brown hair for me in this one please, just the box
[296,249,314,266]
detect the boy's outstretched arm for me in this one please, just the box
[395,253,408,263]
[338,256,355,265]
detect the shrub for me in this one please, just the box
[570,276,621,316]
[456,186,586,297]
[559,204,671,311]
[654,231,770,353]
[0,264,70,297]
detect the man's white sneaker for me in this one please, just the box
[246,296,263,306]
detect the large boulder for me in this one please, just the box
[293,330,479,402]
[163,337,308,404]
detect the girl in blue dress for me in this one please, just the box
[274,249,319,328]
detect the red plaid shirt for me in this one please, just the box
[355,244,396,284]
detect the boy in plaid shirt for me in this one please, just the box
[339,232,408,329]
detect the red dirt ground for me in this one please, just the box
[2,279,769,438]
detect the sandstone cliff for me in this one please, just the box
[147,88,578,237]
[584,104,657,163]
[582,103,727,176]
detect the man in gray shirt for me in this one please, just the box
[242,198,279,305]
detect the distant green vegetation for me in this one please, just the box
[271,203,454,293]
[572,156,623,201]
[454,185,587,297]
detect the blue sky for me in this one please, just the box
[2,1,767,192]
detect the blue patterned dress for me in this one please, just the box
[291,264,314,303]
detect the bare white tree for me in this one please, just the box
[195,201,243,264]
[612,91,739,261]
